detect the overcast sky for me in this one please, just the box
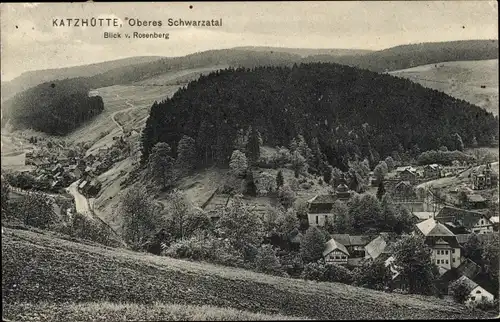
[1,1,498,81]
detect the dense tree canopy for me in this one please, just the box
[4,79,104,135]
[140,63,498,172]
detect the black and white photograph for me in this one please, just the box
[1,1,499,320]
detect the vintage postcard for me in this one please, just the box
[1,1,499,321]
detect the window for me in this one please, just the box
[445,250,448,255]
[446,260,449,264]
[471,296,475,301]
[476,290,481,294]
[316,216,319,225]
[453,258,455,262]
[481,219,484,225]
[452,249,455,254]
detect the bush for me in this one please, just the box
[324,263,354,284]
[163,235,245,268]
[254,245,285,276]
[449,279,472,303]
[58,212,118,247]
[475,299,499,313]
[301,260,327,281]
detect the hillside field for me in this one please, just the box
[390,59,499,115]
[2,228,492,321]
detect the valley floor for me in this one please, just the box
[2,228,491,320]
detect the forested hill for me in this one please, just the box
[141,63,498,170]
[1,56,163,101]
[3,79,104,135]
[302,40,499,72]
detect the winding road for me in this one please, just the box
[66,180,92,217]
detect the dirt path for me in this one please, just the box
[110,99,136,133]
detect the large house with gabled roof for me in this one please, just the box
[415,218,462,270]
[307,182,353,227]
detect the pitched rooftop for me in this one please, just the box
[323,238,350,257]
[416,218,455,237]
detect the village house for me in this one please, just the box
[364,233,392,261]
[307,182,352,227]
[390,180,417,202]
[396,166,418,184]
[68,164,82,179]
[464,194,488,210]
[454,275,495,306]
[330,234,371,258]
[423,164,441,179]
[435,206,494,234]
[323,237,350,265]
[415,218,462,270]
[471,163,498,190]
[412,211,434,222]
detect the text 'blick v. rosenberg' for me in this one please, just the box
[104,32,170,40]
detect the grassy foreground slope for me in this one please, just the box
[3,302,305,321]
[2,228,491,320]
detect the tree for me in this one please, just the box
[331,167,344,187]
[14,192,57,229]
[482,233,499,281]
[331,200,349,234]
[246,126,261,165]
[352,259,392,290]
[300,226,328,263]
[373,161,389,183]
[376,181,386,200]
[384,156,395,172]
[164,190,193,240]
[276,170,284,188]
[254,244,284,276]
[175,135,197,176]
[275,147,292,167]
[291,150,307,178]
[346,193,384,234]
[323,165,333,184]
[471,136,478,148]
[453,133,465,151]
[390,234,439,295]
[324,263,354,284]
[229,150,248,177]
[463,233,483,264]
[148,142,175,189]
[215,195,264,251]
[274,207,299,236]
[256,171,276,195]
[277,185,296,209]
[449,279,472,303]
[121,186,162,249]
[1,179,10,219]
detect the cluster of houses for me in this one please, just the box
[301,162,498,305]
[320,213,498,304]
[23,147,113,193]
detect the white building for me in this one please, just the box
[455,275,495,306]
[415,218,461,270]
[323,238,350,265]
